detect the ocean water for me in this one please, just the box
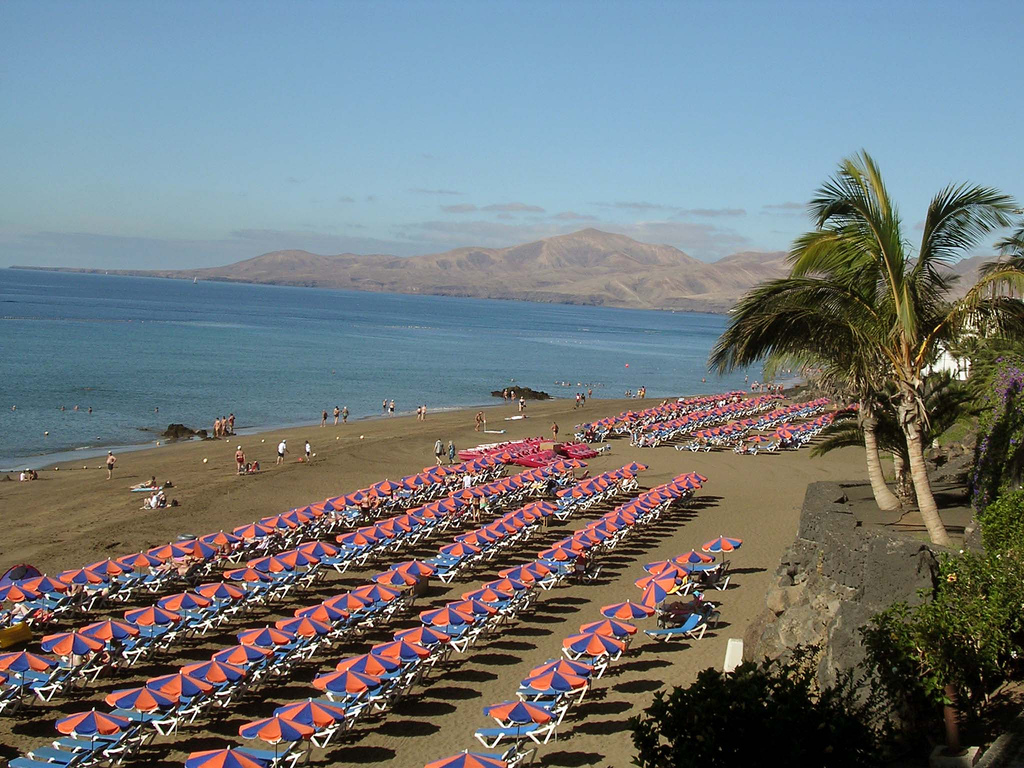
[0,269,755,469]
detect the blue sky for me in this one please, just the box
[2,0,1022,268]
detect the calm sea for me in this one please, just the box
[0,269,755,470]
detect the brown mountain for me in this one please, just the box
[19,229,791,313]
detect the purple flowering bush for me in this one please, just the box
[971,357,1024,510]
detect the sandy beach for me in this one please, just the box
[0,395,868,767]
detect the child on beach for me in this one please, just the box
[305,440,312,462]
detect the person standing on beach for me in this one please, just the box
[519,397,526,413]
[321,410,328,427]
[342,406,349,423]
[228,413,235,433]
[214,417,221,438]
[305,439,312,462]
[105,451,117,480]
[551,422,559,440]
[389,399,395,416]
[333,406,340,425]
[276,439,288,465]
[434,438,444,465]
[474,411,484,431]
[447,440,455,465]
[421,404,427,421]
[235,445,245,474]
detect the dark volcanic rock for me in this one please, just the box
[162,424,208,441]
[491,386,551,400]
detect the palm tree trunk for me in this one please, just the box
[892,451,915,504]
[862,407,901,512]
[903,415,952,547]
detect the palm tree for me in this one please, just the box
[711,151,1024,547]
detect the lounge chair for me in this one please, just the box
[643,613,708,642]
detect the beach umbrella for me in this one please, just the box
[420,605,475,627]
[537,546,573,562]
[336,530,378,547]
[391,560,435,578]
[394,626,451,647]
[374,569,419,588]
[233,523,275,540]
[483,700,553,725]
[185,748,267,768]
[124,606,181,626]
[146,672,214,698]
[56,710,132,737]
[639,579,679,607]
[224,567,274,583]
[274,698,349,728]
[0,584,41,603]
[527,658,594,679]
[247,555,293,573]
[335,653,401,676]
[181,660,246,683]
[40,631,105,656]
[0,651,56,673]
[579,619,637,638]
[80,619,140,642]
[450,599,498,617]
[86,558,132,577]
[212,644,272,666]
[461,586,512,604]
[563,632,626,657]
[297,541,339,559]
[274,549,318,568]
[324,593,373,613]
[18,575,68,594]
[702,536,743,553]
[424,752,507,768]
[483,577,530,593]
[520,669,587,692]
[116,552,163,570]
[440,542,480,558]
[352,584,402,603]
[674,550,715,565]
[371,639,431,662]
[159,591,213,611]
[105,686,178,712]
[58,567,106,586]
[312,669,381,695]
[600,601,655,621]
[177,540,218,560]
[239,714,314,744]
[295,603,349,623]
[274,616,331,637]
[146,543,192,561]
[196,582,246,601]
[641,562,688,580]
[200,531,242,548]
[237,626,295,647]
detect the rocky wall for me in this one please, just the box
[745,481,941,687]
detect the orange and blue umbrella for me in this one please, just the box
[146,672,214,698]
[312,669,381,695]
[295,603,349,623]
[116,552,163,570]
[239,715,314,744]
[394,626,451,647]
[527,658,593,678]
[105,686,178,712]
[639,578,679,607]
[674,550,715,565]
[324,593,373,613]
[58,568,106,586]
[124,606,181,626]
[702,536,742,553]
[212,644,272,666]
[56,710,131,736]
[440,542,480,558]
[232,523,275,540]
[200,531,241,548]
[197,582,246,601]
[185,748,267,768]
[80,619,139,642]
[461,586,512,604]
[224,567,273,584]
[420,605,475,627]
[579,619,637,638]
[247,555,293,573]
[0,651,56,672]
[483,700,553,725]
[297,541,339,559]
[273,698,348,728]
[371,639,430,662]
[86,558,132,577]
[392,560,435,578]
[352,584,402,604]
[237,626,295,648]
[18,575,68,594]
[374,569,418,588]
[0,584,41,603]
[424,752,508,768]
[181,660,246,683]
[146,543,193,561]
[41,631,105,656]
[600,601,655,621]
[520,669,587,692]
[450,599,497,618]
[159,592,212,611]
[335,653,401,676]
[482,577,529,593]
[563,632,626,656]
[274,616,331,637]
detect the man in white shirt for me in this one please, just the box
[277,440,288,465]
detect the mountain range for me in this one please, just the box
[12,228,988,313]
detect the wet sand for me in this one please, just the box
[0,396,869,767]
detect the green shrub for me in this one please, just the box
[976,489,1024,552]
[630,649,883,768]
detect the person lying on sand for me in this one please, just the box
[131,476,159,490]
